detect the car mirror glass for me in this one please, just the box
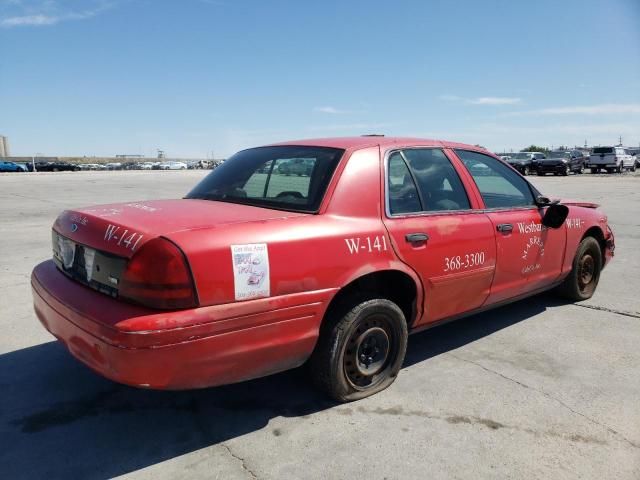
[535,195,551,206]
[542,203,569,229]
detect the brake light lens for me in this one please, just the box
[119,238,197,309]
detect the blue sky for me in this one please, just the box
[1,0,639,157]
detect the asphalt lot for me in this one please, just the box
[0,170,638,479]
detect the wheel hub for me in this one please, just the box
[579,254,595,286]
[354,327,389,376]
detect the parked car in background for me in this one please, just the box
[14,162,32,172]
[277,158,314,176]
[626,148,639,168]
[159,161,188,170]
[0,161,25,172]
[32,137,615,401]
[35,161,81,172]
[507,152,545,175]
[536,150,586,176]
[587,147,636,173]
[499,155,512,162]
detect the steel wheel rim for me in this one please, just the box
[343,315,395,390]
[578,253,596,293]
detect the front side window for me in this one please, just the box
[455,150,536,209]
[186,146,344,213]
[387,148,470,214]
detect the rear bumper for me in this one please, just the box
[32,260,334,389]
[604,227,615,267]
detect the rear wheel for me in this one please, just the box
[577,164,584,174]
[310,298,408,402]
[556,237,602,301]
[617,163,623,173]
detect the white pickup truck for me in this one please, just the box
[588,146,636,173]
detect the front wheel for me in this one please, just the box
[562,165,570,176]
[556,237,602,301]
[310,298,408,402]
[523,166,530,176]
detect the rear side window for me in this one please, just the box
[455,150,535,209]
[186,146,344,213]
[387,148,470,214]
[388,152,421,214]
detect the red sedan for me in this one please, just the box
[32,137,615,401]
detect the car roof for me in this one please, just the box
[268,136,491,153]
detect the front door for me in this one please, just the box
[382,148,497,326]
[453,150,567,305]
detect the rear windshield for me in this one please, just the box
[186,146,345,213]
[592,147,614,154]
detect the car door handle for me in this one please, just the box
[497,223,513,233]
[405,233,429,243]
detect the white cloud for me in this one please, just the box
[439,94,522,106]
[0,0,114,28]
[468,97,522,105]
[503,103,640,117]
[313,106,351,115]
[1,13,56,26]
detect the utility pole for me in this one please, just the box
[618,135,623,146]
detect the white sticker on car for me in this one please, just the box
[231,243,270,301]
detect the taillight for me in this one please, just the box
[119,238,197,309]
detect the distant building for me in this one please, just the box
[0,135,9,157]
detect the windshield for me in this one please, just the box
[592,147,614,154]
[548,151,571,158]
[186,145,345,213]
[511,153,531,160]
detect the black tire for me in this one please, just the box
[617,163,623,173]
[310,298,408,402]
[556,237,602,301]
[523,166,530,176]
[577,165,584,174]
[537,170,544,176]
[561,165,570,176]
[631,164,637,172]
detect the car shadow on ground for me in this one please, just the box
[0,293,561,479]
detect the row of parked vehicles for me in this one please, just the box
[0,159,221,172]
[502,147,639,176]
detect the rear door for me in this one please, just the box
[382,148,497,326]
[453,150,567,304]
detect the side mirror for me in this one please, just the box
[535,195,551,206]
[541,203,569,229]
